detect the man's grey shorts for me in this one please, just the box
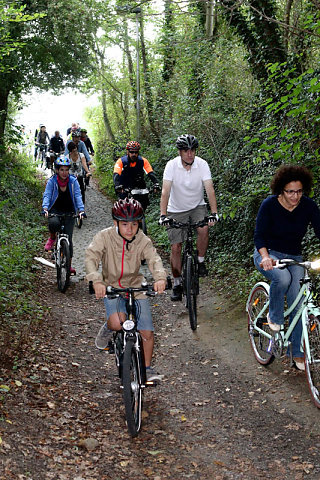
[166,205,207,244]
[104,297,154,331]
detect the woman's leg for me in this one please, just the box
[253,249,292,326]
[64,216,75,257]
[286,261,304,358]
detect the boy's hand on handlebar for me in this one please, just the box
[93,282,106,299]
[154,279,166,294]
[43,209,48,218]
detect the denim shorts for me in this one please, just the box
[104,296,154,331]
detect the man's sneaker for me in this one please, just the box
[198,261,208,277]
[171,284,182,301]
[95,323,112,350]
[146,367,164,382]
[44,237,55,251]
[267,313,281,332]
[70,266,76,275]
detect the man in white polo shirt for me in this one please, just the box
[159,134,219,301]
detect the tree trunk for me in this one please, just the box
[122,19,137,107]
[284,0,294,52]
[101,88,115,142]
[0,85,9,152]
[139,14,160,144]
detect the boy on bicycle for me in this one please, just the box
[85,197,167,381]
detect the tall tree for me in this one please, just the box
[0,0,96,149]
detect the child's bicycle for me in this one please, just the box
[95,280,171,437]
[246,258,320,408]
[43,212,84,293]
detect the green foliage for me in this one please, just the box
[0,152,47,360]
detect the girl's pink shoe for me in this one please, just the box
[44,237,55,251]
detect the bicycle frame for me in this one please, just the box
[247,267,320,362]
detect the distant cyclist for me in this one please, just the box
[34,124,50,163]
[113,141,160,211]
[85,197,166,381]
[159,134,219,301]
[42,155,85,275]
[49,131,65,168]
[65,129,91,166]
[67,141,91,203]
[80,128,94,186]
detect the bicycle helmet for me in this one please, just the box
[176,134,199,150]
[126,140,140,151]
[112,198,144,221]
[71,129,81,137]
[80,128,87,134]
[55,155,71,167]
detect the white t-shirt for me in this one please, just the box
[163,156,212,213]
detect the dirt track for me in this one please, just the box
[1,179,320,479]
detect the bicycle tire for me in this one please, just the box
[141,216,147,236]
[305,317,320,408]
[56,238,71,293]
[186,255,197,331]
[122,339,143,437]
[247,284,274,365]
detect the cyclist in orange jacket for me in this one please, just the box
[113,141,160,211]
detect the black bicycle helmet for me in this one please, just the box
[112,198,144,222]
[176,134,199,150]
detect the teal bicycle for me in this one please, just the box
[247,258,320,408]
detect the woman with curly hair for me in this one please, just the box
[253,164,320,370]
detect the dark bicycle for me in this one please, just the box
[98,280,171,437]
[43,213,83,292]
[167,216,216,330]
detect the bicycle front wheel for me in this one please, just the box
[122,340,143,437]
[185,255,197,331]
[247,284,274,365]
[56,238,71,293]
[305,317,320,408]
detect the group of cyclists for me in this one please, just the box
[34,123,94,174]
[41,131,320,379]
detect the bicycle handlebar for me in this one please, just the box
[274,258,320,270]
[40,212,86,219]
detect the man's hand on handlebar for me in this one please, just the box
[79,211,87,219]
[115,185,124,194]
[207,213,219,225]
[93,281,106,299]
[159,215,172,226]
[153,279,166,294]
[43,209,49,218]
[153,183,161,194]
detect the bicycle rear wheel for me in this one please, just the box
[122,339,143,437]
[247,284,274,365]
[185,255,197,331]
[305,317,320,408]
[56,238,71,293]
